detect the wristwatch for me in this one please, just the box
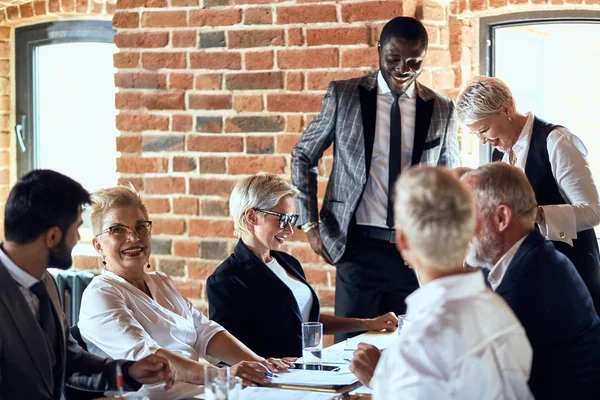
[300,221,319,233]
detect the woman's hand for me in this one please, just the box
[364,312,398,332]
[230,360,272,387]
[349,343,382,387]
[265,357,295,373]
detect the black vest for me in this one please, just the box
[494,117,600,314]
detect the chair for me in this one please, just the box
[50,269,95,327]
[64,326,106,400]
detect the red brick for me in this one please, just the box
[531,0,548,4]
[233,0,279,3]
[173,114,193,132]
[141,52,186,69]
[115,32,169,48]
[451,0,467,12]
[195,74,223,90]
[115,72,167,89]
[278,48,338,69]
[173,155,196,173]
[225,116,284,133]
[189,219,234,238]
[189,94,232,110]
[341,1,403,22]
[307,71,367,90]
[0,96,10,111]
[173,280,202,300]
[199,156,227,173]
[144,177,186,194]
[189,9,241,26]
[233,95,263,112]
[116,157,168,173]
[116,136,142,153]
[432,69,455,88]
[33,1,47,15]
[152,218,185,235]
[143,92,185,110]
[422,1,445,20]
[187,135,243,152]
[425,48,452,68]
[172,0,198,5]
[285,72,303,91]
[144,197,170,213]
[91,0,104,13]
[287,28,303,46]
[244,51,274,70]
[115,92,143,109]
[266,94,321,113]
[19,2,35,17]
[190,52,241,70]
[6,6,18,20]
[62,0,75,12]
[227,155,286,174]
[188,261,218,280]
[116,114,169,131]
[307,27,370,46]
[173,197,199,215]
[173,240,199,257]
[225,72,283,90]
[169,73,193,90]
[0,27,9,40]
[172,31,196,48]
[189,178,235,196]
[244,7,272,24]
[317,288,335,307]
[113,12,139,28]
[277,5,337,24]
[341,47,378,68]
[76,0,89,13]
[118,177,144,192]
[277,134,301,153]
[228,29,283,48]
[114,52,140,68]
[246,136,274,154]
[195,117,223,133]
[116,0,145,8]
[141,11,187,28]
[146,0,166,6]
[200,198,229,216]
[470,0,487,11]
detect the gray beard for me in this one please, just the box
[465,221,505,270]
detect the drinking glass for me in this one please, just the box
[302,322,323,365]
[397,314,412,335]
[204,366,230,400]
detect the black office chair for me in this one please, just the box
[64,326,106,400]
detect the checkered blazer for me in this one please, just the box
[291,72,459,263]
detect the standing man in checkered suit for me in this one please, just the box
[292,17,459,342]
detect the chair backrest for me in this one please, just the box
[50,269,96,327]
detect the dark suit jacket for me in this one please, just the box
[291,72,459,262]
[0,261,140,399]
[495,231,600,399]
[206,240,320,358]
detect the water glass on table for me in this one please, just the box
[397,314,412,335]
[302,322,323,365]
[204,366,242,400]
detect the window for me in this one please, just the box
[15,21,119,250]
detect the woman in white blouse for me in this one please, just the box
[206,173,397,359]
[78,186,291,400]
[456,75,600,315]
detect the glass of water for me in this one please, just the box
[204,365,230,400]
[302,322,323,365]
[397,314,412,335]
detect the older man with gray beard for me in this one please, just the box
[462,162,600,400]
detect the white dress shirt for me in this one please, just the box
[79,269,225,400]
[355,72,417,228]
[0,245,40,318]
[265,258,313,322]
[371,272,533,400]
[505,113,600,245]
[488,235,528,291]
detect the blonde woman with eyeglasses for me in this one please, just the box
[78,186,292,400]
[206,173,398,359]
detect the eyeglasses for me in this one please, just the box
[95,220,153,239]
[253,209,299,229]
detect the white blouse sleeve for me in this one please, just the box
[78,280,162,360]
[185,297,225,359]
[539,128,600,245]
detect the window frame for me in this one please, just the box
[15,20,115,178]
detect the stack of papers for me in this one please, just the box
[240,387,340,399]
[270,366,358,387]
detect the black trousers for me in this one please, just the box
[333,227,419,343]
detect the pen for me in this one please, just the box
[264,371,279,378]
[116,363,125,397]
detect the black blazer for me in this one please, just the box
[0,261,141,399]
[496,231,600,399]
[207,240,320,358]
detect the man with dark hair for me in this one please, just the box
[0,169,174,399]
[462,163,600,399]
[292,16,458,340]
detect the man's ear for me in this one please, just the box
[44,227,63,248]
[377,41,381,55]
[496,204,513,233]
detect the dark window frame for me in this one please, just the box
[15,20,114,178]
[478,11,600,163]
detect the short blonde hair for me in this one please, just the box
[230,173,299,238]
[456,75,516,125]
[90,185,148,235]
[394,166,475,269]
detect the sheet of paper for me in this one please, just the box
[269,368,358,387]
[297,349,354,365]
[240,387,339,400]
[343,332,398,350]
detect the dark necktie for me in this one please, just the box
[387,93,402,228]
[30,281,60,379]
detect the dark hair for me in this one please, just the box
[379,17,428,48]
[5,169,91,244]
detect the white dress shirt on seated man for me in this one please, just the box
[371,271,533,400]
[79,269,225,400]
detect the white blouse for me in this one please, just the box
[265,258,313,322]
[79,269,225,399]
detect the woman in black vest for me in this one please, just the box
[206,173,398,358]
[455,75,600,316]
